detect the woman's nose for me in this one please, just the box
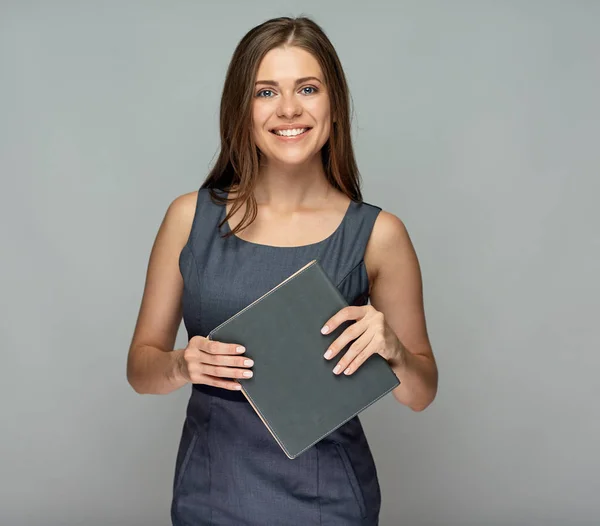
[276,94,302,119]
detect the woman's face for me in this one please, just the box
[252,45,331,167]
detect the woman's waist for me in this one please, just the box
[187,383,368,447]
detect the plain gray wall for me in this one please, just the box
[1,1,599,525]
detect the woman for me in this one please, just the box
[127,16,438,525]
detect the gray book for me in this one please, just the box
[208,259,400,459]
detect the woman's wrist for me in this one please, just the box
[169,348,189,386]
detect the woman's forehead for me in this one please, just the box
[256,46,323,81]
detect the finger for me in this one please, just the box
[323,318,368,361]
[320,306,366,335]
[201,363,254,380]
[201,337,246,355]
[189,335,207,349]
[332,331,373,375]
[201,375,243,391]
[200,352,254,369]
[339,346,377,376]
[198,353,254,378]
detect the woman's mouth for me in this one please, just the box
[270,127,312,139]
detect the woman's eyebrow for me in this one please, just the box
[255,76,323,86]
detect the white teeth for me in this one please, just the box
[273,128,308,137]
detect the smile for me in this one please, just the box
[270,127,311,138]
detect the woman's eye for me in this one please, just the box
[301,86,317,95]
[256,89,274,98]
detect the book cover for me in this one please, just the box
[208,259,400,459]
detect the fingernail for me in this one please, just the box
[234,384,242,390]
[333,365,341,374]
[321,325,329,334]
[324,349,333,360]
[243,371,253,378]
[244,359,254,366]
[344,368,352,375]
[236,346,245,353]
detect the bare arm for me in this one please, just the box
[126,192,197,395]
[366,211,438,411]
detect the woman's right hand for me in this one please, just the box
[176,335,254,390]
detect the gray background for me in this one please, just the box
[1,1,599,525]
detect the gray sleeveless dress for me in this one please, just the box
[172,187,383,525]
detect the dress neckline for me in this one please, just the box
[219,192,355,249]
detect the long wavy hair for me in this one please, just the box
[201,16,362,238]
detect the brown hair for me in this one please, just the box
[201,16,362,238]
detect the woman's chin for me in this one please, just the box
[265,151,322,168]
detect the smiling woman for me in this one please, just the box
[126,15,437,526]
[199,16,361,239]
[252,48,331,165]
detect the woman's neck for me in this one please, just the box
[252,156,331,210]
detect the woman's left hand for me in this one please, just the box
[321,305,406,376]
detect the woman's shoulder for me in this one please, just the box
[370,207,408,245]
[161,190,201,249]
[356,194,408,246]
[364,206,413,281]
[167,190,199,222]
